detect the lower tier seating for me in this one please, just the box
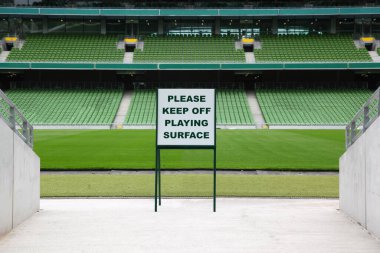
[5,89,122,125]
[256,89,372,125]
[125,89,254,125]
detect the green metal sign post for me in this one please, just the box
[155,88,216,212]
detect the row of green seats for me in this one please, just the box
[125,89,254,125]
[7,34,124,63]
[256,88,372,125]
[255,34,371,63]
[5,88,123,125]
[134,35,245,63]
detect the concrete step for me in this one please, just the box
[246,90,266,128]
[368,51,380,62]
[124,52,134,63]
[0,51,10,62]
[112,90,133,128]
[245,52,255,63]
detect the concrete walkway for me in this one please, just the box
[112,90,133,127]
[246,90,266,128]
[0,199,379,253]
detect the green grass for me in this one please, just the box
[41,174,338,198]
[34,129,345,170]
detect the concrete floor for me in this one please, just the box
[0,198,379,253]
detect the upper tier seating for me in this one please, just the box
[255,34,371,62]
[124,89,253,125]
[7,34,124,63]
[133,35,245,63]
[256,88,372,125]
[5,89,122,125]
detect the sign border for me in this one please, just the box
[154,88,217,212]
[156,88,216,148]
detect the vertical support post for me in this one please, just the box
[155,148,158,212]
[350,120,356,144]
[363,105,370,130]
[213,148,216,212]
[28,124,33,147]
[345,125,350,148]
[158,149,161,206]
[22,120,28,141]
[9,106,16,130]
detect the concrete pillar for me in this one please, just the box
[330,17,337,34]
[42,17,48,34]
[272,17,278,35]
[158,18,164,35]
[100,18,106,35]
[214,17,220,35]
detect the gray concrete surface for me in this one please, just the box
[0,119,14,236]
[12,134,40,228]
[246,90,265,128]
[339,133,366,226]
[1,198,380,253]
[340,116,380,238]
[363,116,380,237]
[0,118,40,237]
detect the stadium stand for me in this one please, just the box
[5,89,122,125]
[133,35,245,63]
[6,34,124,63]
[255,34,371,62]
[256,88,372,125]
[217,89,254,125]
[125,89,156,125]
[125,89,253,125]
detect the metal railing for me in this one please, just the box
[346,86,380,149]
[0,89,33,148]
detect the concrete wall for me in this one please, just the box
[0,118,40,238]
[340,116,380,238]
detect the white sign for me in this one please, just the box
[157,89,215,147]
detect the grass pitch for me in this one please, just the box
[34,129,344,170]
[41,174,338,198]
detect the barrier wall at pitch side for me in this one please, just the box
[340,116,380,238]
[0,118,40,238]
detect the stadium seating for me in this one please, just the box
[256,89,372,125]
[255,34,371,62]
[125,89,156,125]
[5,89,122,125]
[7,34,124,62]
[217,89,254,125]
[125,89,253,125]
[133,35,245,63]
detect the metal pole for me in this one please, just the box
[213,148,216,212]
[9,106,16,130]
[158,149,161,206]
[350,120,356,144]
[155,148,158,212]
[364,106,369,130]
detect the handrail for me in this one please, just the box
[346,86,380,148]
[0,89,33,148]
